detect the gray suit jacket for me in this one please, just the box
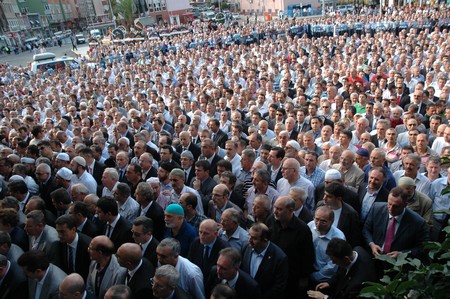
[86,254,127,299]
[31,225,59,255]
[28,264,67,299]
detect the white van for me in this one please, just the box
[30,52,80,74]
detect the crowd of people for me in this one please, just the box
[0,3,449,299]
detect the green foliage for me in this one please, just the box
[115,0,134,26]
[360,219,450,299]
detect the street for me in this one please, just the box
[0,42,89,68]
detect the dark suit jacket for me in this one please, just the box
[358,184,389,221]
[288,129,298,141]
[124,131,135,148]
[370,134,383,148]
[107,216,133,250]
[176,143,201,161]
[207,200,242,223]
[265,215,314,297]
[48,232,92,280]
[187,237,230,279]
[139,201,165,242]
[334,203,361,247]
[185,167,196,187]
[142,236,159,268]
[127,259,154,299]
[327,246,377,299]
[193,176,217,215]
[241,242,289,299]
[296,122,311,133]
[91,161,105,186]
[363,203,429,259]
[143,166,158,181]
[172,287,190,299]
[209,154,223,178]
[0,261,28,299]
[298,206,313,224]
[213,129,228,149]
[315,183,361,213]
[80,218,100,238]
[9,226,28,252]
[229,190,245,211]
[39,176,59,215]
[206,268,262,299]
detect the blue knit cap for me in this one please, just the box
[165,204,184,216]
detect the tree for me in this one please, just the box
[360,214,450,299]
[114,0,134,26]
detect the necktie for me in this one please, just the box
[383,217,396,253]
[126,272,131,285]
[119,170,124,181]
[106,224,112,237]
[89,166,93,175]
[68,245,74,272]
[203,245,210,270]
[212,133,216,140]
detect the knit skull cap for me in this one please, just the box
[165,204,184,216]
[57,167,73,181]
[325,169,342,181]
[56,153,70,161]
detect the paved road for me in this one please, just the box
[0,43,84,68]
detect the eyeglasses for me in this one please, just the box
[35,172,46,176]
[322,106,330,109]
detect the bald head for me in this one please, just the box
[117,243,142,269]
[59,273,85,297]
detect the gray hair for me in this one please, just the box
[72,183,90,196]
[223,208,240,224]
[290,186,307,203]
[154,265,180,288]
[157,238,180,257]
[170,168,185,180]
[104,168,119,181]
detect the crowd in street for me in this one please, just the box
[0,3,449,299]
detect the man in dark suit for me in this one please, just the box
[0,254,28,299]
[207,184,242,223]
[188,219,229,280]
[241,223,289,299]
[96,196,133,250]
[307,238,377,299]
[265,196,314,298]
[289,187,313,224]
[177,131,201,161]
[206,247,262,299]
[199,139,223,178]
[152,265,190,299]
[192,160,217,214]
[320,183,361,247]
[48,215,92,280]
[132,216,159,268]
[135,182,165,242]
[180,151,196,186]
[268,146,284,184]
[116,121,135,148]
[209,119,228,149]
[35,163,59,216]
[18,250,67,299]
[117,243,154,299]
[363,186,429,261]
[139,152,158,181]
[70,201,100,238]
[358,167,390,223]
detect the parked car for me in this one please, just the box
[75,34,86,44]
